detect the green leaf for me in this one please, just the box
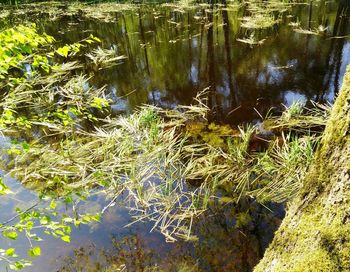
[56,45,70,57]
[28,246,41,257]
[61,235,70,243]
[92,213,102,222]
[85,39,94,44]
[55,230,64,236]
[62,217,74,223]
[40,215,51,225]
[49,199,57,209]
[0,177,12,195]
[83,215,91,223]
[9,261,25,270]
[6,248,16,257]
[3,231,18,240]
[90,35,101,43]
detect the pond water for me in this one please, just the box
[1,0,350,271]
[0,162,284,272]
[33,0,350,125]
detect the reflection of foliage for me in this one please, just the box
[58,234,199,272]
[190,200,284,272]
[56,200,283,272]
[107,235,155,271]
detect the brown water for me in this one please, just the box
[1,1,350,271]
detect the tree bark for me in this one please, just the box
[254,66,350,272]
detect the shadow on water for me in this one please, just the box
[0,0,350,271]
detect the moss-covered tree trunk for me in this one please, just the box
[254,67,350,272]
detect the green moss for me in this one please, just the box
[254,66,350,272]
[290,250,338,272]
[255,199,350,271]
[185,121,241,148]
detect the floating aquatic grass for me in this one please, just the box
[86,47,127,69]
[293,27,319,36]
[292,24,328,36]
[237,35,266,45]
[253,132,318,203]
[3,94,324,240]
[1,46,324,239]
[235,0,298,45]
[240,13,278,29]
[70,3,136,22]
[0,10,10,19]
[263,101,330,132]
[239,0,291,29]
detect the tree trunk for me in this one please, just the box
[254,66,350,272]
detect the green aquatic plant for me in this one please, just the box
[235,0,297,45]
[2,97,322,242]
[86,47,127,69]
[0,23,112,270]
[66,2,136,22]
[236,34,266,45]
[240,0,291,29]
[264,101,330,132]
[0,24,106,135]
[253,133,319,203]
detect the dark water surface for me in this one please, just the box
[35,0,350,125]
[1,1,350,271]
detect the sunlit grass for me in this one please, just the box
[86,47,127,69]
[264,101,330,132]
[2,91,325,241]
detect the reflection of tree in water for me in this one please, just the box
[190,200,284,272]
[321,0,350,98]
[34,2,350,125]
[21,2,350,110]
[57,234,197,272]
[57,201,283,272]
